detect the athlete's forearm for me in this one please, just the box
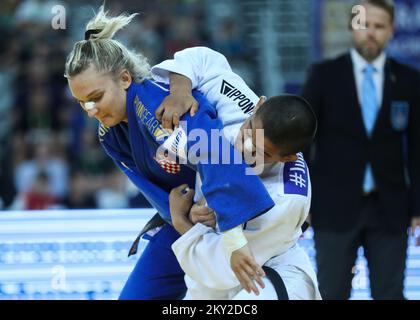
[172,215,194,235]
[169,72,192,95]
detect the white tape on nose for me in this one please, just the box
[85,101,96,111]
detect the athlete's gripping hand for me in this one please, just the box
[155,73,198,131]
[169,184,195,235]
[231,244,266,296]
[156,93,198,131]
[189,197,216,228]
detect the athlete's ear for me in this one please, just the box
[254,96,267,113]
[120,69,132,90]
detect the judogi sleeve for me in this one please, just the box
[151,46,257,126]
[171,196,309,290]
[126,81,275,230]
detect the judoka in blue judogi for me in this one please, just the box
[100,80,274,299]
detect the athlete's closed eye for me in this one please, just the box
[91,94,103,102]
[75,89,104,105]
[77,94,103,108]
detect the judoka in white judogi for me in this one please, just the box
[173,152,321,300]
[151,47,321,300]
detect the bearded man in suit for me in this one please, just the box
[301,0,420,299]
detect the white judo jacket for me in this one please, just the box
[173,159,321,300]
[151,47,321,300]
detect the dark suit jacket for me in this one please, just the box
[301,52,420,232]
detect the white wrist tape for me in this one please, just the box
[221,225,248,255]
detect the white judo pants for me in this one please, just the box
[184,245,322,300]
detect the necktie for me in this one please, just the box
[361,64,379,193]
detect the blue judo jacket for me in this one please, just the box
[99,80,274,231]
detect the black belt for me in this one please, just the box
[301,221,310,233]
[262,266,289,300]
[128,213,166,257]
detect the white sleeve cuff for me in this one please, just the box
[151,60,198,88]
[172,223,213,254]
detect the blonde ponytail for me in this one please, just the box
[85,5,137,41]
[64,5,150,82]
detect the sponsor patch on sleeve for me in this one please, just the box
[220,79,255,115]
[283,153,308,196]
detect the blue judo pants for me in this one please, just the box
[119,224,187,300]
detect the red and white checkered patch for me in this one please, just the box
[153,156,181,174]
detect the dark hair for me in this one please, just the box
[255,95,317,156]
[349,0,395,28]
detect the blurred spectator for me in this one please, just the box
[301,0,420,299]
[15,0,59,26]
[210,17,255,89]
[0,1,20,39]
[95,168,130,209]
[211,18,247,61]
[14,134,69,200]
[164,15,203,57]
[72,125,114,177]
[10,170,58,210]
[61,170,96,209]
[0,37,19,142]
[118,13,164,65]
[21,84,55,132]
